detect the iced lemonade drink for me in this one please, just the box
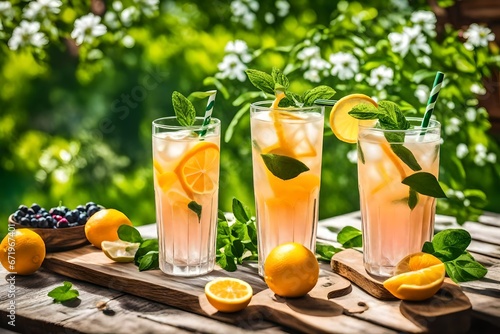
[152,117,220,276]
[250,101,324,276]
[358,118,441,277]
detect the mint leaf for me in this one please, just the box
[357,140,365,164]
[172,91,196,126]
[402,172,447,198]
[280,91,302,107]
[444,252,487,283]
[232,198,251,223]
[188,201,202,222]
[118,225,143,243]
[245,69,275,95]
[425,229,471,262]
[316,243,342,261]
[390,144,422,171]
[261,153,310,180]
[348,103,381,119]
[217,252,237,272]
[378,101,410,130]
[302,86,336,106]
[138,251,159,271]
[337,226,362,248]
[272,67,289,91]
[187,90,216,100]
[408,188,419,210]
[422,241,434,254]
[134,239,159,267]
[48,281,79,303]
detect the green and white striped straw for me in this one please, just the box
[200,90,217,137]
[421,71,444,129]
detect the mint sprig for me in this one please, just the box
[245,68,336,107]
[188,200,202,222]
[261,153,310,180]
[118,225,159,271]
[172,91,196,126]
[48,281,79,303]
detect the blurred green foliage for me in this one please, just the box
[1,0,500,239]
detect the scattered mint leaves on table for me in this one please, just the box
[118,225,159,271]
[48,281,79,303]
[337,226,363,248]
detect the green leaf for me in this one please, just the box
[188,201,202,222]
[390,144,422,171]
[348,103,381,119]
[261,153,310,180]
[279,91,302,107]
[445,252,487,282]
[217,253,237,272]
[138,251,159,271]
[118,225,143,243]
[337,226,362,248]
[245,69,275,95]
[134,239,159,266]
[408,188,419,210]
[357,140,365,164]
[172,91,196,126]
[48,281,79,303]
[271,67,289,90]
[316,243,342,261]
[232,197,251,223]
[422,241,434,254]
[378,101,410,130]
[231,239,245,258]
[428,229,471,262]
[187,90,217,100]
[302,86,336,106]
[402,172,447,198]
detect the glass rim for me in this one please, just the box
[358,117,441,133]
[250,100,325,113]
[152,116,220,131]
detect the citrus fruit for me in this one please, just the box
[0,228,46,275]
[264,242,319,298]
[101,240,140,262]
[84,209,133,249]
[383,252,445,301]
[175,141,219,197]
[329,94,378,143]
[204,277,253,312]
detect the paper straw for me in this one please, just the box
[200,90,217,137]
[421,71,444,128]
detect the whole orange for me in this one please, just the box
[84,209,133,249]
[264,242,319,298]
[0,228,46,275]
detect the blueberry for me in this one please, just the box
[87,205,99,217]
[65,211,76,223]
[76,205,86,212]
[18,205,28,213]
[57,219,69,228]
[29,218,38,227]
[20,217,30,226]
[71,209,80,219]
[31,203,41,213]
[27,208,35,216]
[77,213,88,225]
[46,217,56,228]
[38,217,48,228]
[85,202,96,210]
[39,208,48,215]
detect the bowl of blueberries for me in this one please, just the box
[9,202,104,252]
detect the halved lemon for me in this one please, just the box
[175,141,220,197]
[101,240,140,263]
[329,94,378,143]
[383,252,445,301]
[205,278,253,313]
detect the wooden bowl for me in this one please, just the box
[9,215,89,252]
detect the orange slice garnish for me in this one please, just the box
[205,278,253,313]
[175,141,219,197]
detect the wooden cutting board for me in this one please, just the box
[42,245,471,334]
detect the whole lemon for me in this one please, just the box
[85,209,133,249]
[264,242,319,298]
[0,228,46,275]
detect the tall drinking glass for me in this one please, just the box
[152,117,220,276]
[357,117,441,277]
[250,102,324,276]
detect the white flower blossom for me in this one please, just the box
[113,1,123,12]
[297,46,331,82]
[8,20,48,50]
[411,11,436,36]
[486,152,497,163]
[122,35,135,48]
[445,117,461,135]
[470,83,486,95]
[104,11,120,29]
[120,6,140,27]
[265,12,274,24]
[134,0,159,18]
[0,1,14,19]
[329,52,359,80]
[446,100,455,109]
[225,39,251,63]
[231,0,259,29]
[456,143,469,159]
[304,69,320,83]
[71,13,107,46]
[417,55,431,67]
[297,46,321,67]
[475,143,487,154]
[415,84,429,104]
[216,54,247,82]
[465,108,477,122]
[23,0,62,20]
[389,26,431,57]
[276,0,290,17]
[390,0,410,11]
[463,23,495,50]
[347,150,358,164]
[367,65,394,90]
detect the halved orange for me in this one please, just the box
[329,94,378,143]
[174,141,219,197]
[383,252,445,301]
[205,278,253,312]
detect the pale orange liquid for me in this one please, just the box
[153,132,219,276]
[250,110,324,276]
[358,130,440,277]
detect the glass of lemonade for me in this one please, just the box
[357,117,441,277]
[152,117,220,276]
[250,101,324,276]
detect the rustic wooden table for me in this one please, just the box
[1,212,499,334]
